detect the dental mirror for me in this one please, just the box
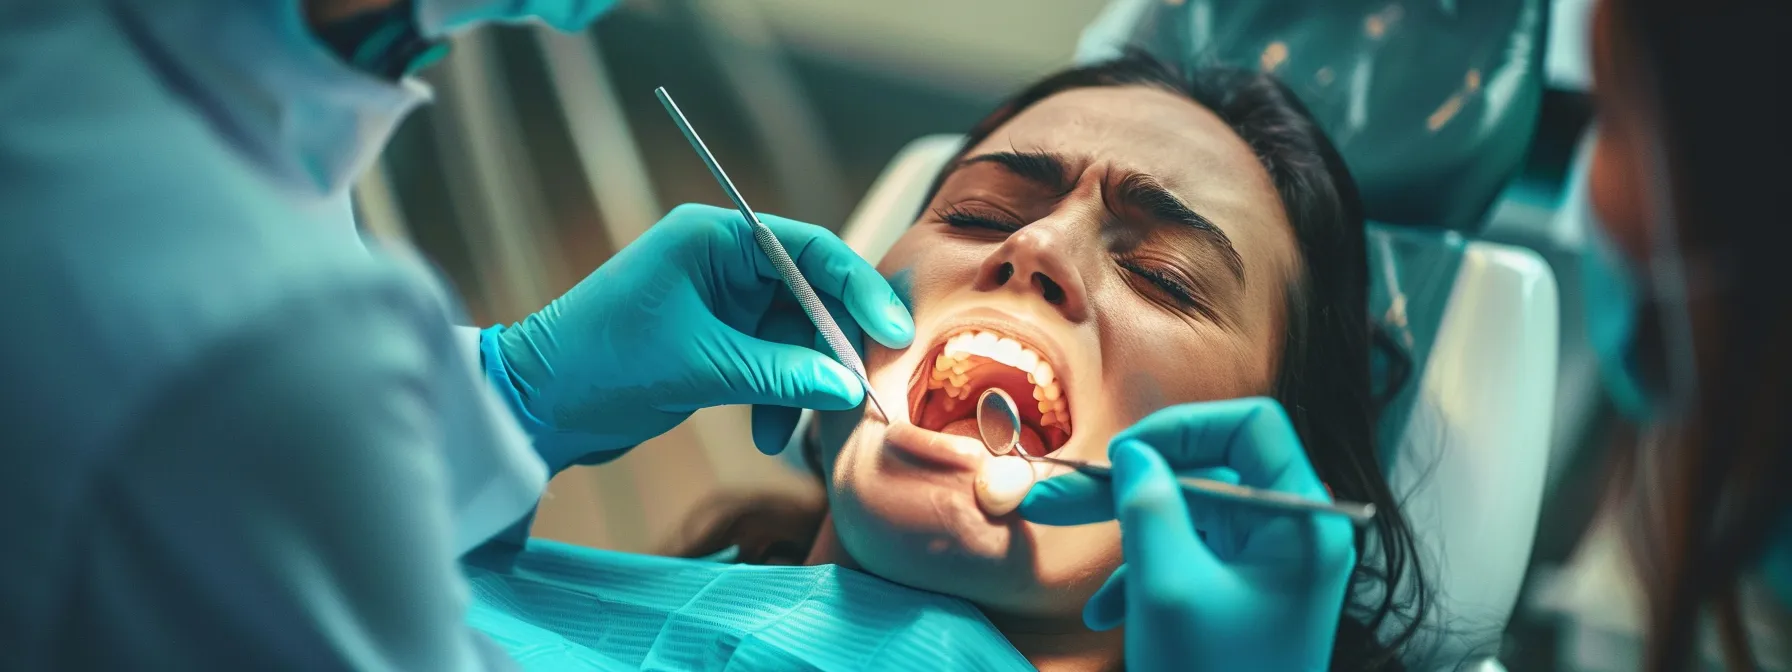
[977,388,1023,456]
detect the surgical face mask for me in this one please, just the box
[414,0,622,38]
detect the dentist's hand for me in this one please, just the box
[1019,398,1355,672]
[489,204,913,468]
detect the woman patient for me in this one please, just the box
[672,52,1430,670]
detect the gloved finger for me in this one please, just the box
[702,326,863,411]
[751,405,801,456]
[810,293,867,360]
[756,213,915,349]
[1019,472,1111,526]
[1020,466,1238,527]
[1100,440,1247,555]
[750,297,829,457]
[1112,439,1224,617]
[756,292,821,351]
[1084,564,1129,631]
[1111,397,1328,500]
[1173,466,1243,552]
[755,284,869,369]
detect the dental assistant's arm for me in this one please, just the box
[53,279,520,670]
[1022,399,1355,671]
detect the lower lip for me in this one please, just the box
[883,422,984,471]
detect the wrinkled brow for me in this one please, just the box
[956,151,1074,195]
[951,150,1245,284]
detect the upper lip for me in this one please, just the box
[910,305,1075,421]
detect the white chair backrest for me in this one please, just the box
[838,135,965,261]
[836,135,1558,669]
[1390,238,1557,666]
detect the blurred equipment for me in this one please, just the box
[655,87,890,421]
[1079,0,1545,230]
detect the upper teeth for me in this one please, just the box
[929,331,1070,433]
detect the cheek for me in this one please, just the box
[874,234,923,276]
[878,231,988,311]
[1097,305,1271,422]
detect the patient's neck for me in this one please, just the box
[804,515,1123,671]
[983,610,1124,672]
[801,514,861,570]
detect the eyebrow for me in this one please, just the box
[1114,173,1246,283]
[960,151,1075,195]
[957,151,1246,283]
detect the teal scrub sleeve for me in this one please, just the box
[49,281,520,670]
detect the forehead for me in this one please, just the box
[965,84,1295,285]
[973,86,1280,213]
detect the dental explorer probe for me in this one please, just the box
[975,389,1376,525]
[655,87,891,421]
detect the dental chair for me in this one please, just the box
[831,2,1559,669]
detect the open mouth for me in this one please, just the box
[908,328,1073,456]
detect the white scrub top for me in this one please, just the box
[0,1,549,668]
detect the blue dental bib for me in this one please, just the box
[463,540,1035,671]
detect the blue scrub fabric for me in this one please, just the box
[462,541,1035,672]
[1,1,546,668]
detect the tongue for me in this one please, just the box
[940,417,1047,457]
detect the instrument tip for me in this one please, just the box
[865,389,890,421]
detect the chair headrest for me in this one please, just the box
[1077,0,1551,232]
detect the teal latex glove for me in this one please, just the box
[1019,398,1355,672]
[416,0,623,37]
[491,204,913,468]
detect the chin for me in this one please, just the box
[819,408,1034,590]
[823,419,1115,615]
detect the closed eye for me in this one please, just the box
[1119,259,1219,320]
[934,205,1022,233]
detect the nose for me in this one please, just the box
[973,223,1090,322]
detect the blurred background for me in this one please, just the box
[351,0,1622,667]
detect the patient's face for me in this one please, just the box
[816,85,1301,620]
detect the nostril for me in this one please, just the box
[994,262,1015,285]
[1035,272,1065,305]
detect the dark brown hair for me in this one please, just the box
[1597,1,1792,669]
